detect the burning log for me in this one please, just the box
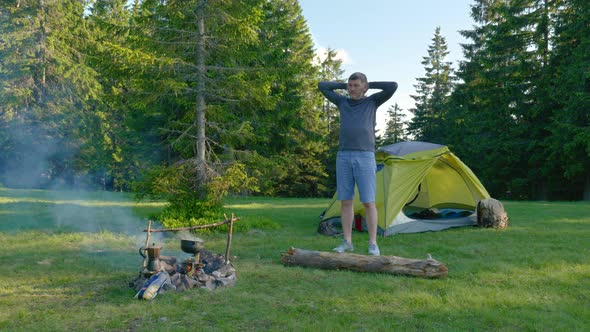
[280,247,448,278]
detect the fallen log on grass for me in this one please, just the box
[280,247,448,278]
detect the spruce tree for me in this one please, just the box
[316,47,345,194]
[0,0,102,188]
[238,0,327,197]
[547,0,590,200]
[407,27,455,144]
[381,103,408,145]
[451,0,580,199]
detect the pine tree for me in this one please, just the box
[407,27,455,143]
[315,47,345,194]
[317,48,345,147]
[0,0,102,188]
[381,103,408,145]
[237,0,328,197]
[547,0,590,200]
[448,0,523,195]
[82,0,140,191]
[450,0,578,199]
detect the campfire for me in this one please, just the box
[130,214,239,300]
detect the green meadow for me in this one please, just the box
[0,188,588,331]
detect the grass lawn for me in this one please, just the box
[0,187,589,331]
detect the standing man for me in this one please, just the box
[319,73,397,256]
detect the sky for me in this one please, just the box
[298,0,476,132]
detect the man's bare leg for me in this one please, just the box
[340,200,354,244]
[364,202,378,244]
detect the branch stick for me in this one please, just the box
[224,213,235,264]
[141,220,152,271]
[143,217,241,233]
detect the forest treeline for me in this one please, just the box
[1,0,588,203]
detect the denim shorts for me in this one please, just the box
[336,151,376,203]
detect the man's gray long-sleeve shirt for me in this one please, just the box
[319,81,398,152]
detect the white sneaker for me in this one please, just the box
[333,240,353,253]
[368,243,380,256]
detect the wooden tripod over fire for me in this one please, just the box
[140,213,240,271]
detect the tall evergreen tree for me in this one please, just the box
[447,0,519,192]
[380,103,408,146]
[83,0,142,191]
[316,47,345,194]
[407,27,455,143]
[236,0,328,197]
[547,0,590,200]
[0,0,102,188]
[92,1,327,204]
[317,48,345,147]
[450,0,580,199]
[513,0,561,199]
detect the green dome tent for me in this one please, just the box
[319,141,491,236]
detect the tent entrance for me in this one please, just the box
[402,206,474,220]
[382,207,477,236]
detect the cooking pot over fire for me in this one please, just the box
[180,238,204,255]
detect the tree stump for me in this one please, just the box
[280,247,448,278]
[477,198,509,229]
